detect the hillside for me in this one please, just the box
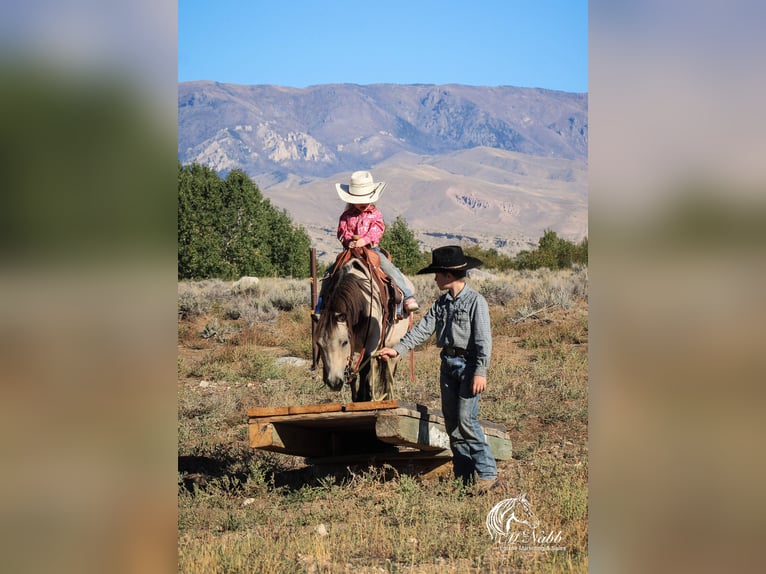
[178,82,588,261]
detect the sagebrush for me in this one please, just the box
[178,268,588,573]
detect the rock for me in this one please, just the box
[231,276,260,294]
[275,356,309,367]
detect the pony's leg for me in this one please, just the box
[358,360,372,402]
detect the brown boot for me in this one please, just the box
[475,477,503,495]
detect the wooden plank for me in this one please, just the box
[287,403,343,415]
[342,400,399,412]
[247,403,343,419]
[248,402,389,419]
[249,410,379,428]
[247,405,290,417]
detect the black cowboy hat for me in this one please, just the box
[416,245,483,275]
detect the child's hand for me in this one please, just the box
[377,348,399,360]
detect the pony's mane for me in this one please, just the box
[318,264,371,332]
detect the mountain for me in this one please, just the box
[178,81,588,262]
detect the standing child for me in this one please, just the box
[324,170,419,313]
[378,245,500,493]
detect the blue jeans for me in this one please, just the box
[373,247,414,299]
[440,354,498,483]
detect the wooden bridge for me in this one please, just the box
[248,400,512,477]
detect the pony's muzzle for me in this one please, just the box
[323,375,345,391]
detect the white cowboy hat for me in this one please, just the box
[335,170,387,204]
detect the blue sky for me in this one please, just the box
[179,0,588,93]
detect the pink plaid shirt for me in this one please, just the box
[337,204,386,248]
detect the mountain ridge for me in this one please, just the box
[178,81,588,262]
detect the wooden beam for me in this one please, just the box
[343,399,399,412]
[288,403,343,415]
[247,405,290,417]
[247,403,343,418]
[248,422,331,458]
[375,412,451,451]
[375,412,513,460]
[486,435,513,461]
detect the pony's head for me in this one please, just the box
[316,310,352,391]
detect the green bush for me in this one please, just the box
[512,230,588,270]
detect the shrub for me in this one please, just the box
[512,230,588,270]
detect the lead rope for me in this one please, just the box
[408,313,415,383]
[345,263,376,392]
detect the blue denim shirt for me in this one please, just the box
[393,284,492,376]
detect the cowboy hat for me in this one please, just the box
[335,170,387,204]
[416,245,483,274]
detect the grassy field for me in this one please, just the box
[178,267,588,573]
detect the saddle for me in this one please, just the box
[328,246,403,341]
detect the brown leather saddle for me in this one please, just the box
[328,246,404,338]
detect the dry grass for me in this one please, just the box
[178,268,588,572]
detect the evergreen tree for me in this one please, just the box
[219,169,274,276]
[177,163,310,279]
[178,162,230,278]
[266,207,311,277]
[380,215,428,275]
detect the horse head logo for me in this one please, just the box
[485,493,542,542]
